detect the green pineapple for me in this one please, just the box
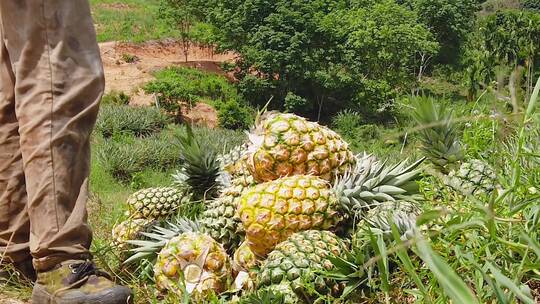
[257,230,348,302]
[111,218,154,253]
[126,187,191,219]
[412,98,497,196]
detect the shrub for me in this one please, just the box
[101,90,131,106]
[215,99,254,130]
[144,67,237,112]
[144,67,255,129]
[284,92,311,113]
[95,126,247,183]
[332,110,364,138]
[95,104,171,138]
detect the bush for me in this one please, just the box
[101,90,131,106]
[144,67,237,112]
[144,67,255,129]
[94,104,171,138]
[522,0,540,11]
[332,110,364,138]
[215,99,254,130]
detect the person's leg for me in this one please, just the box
[0,0,132,302]
[0,22,35,281]
[0,0,100,272]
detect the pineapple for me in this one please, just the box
[199,181,247,253]
[111,218,153,253]
[412,98,497,196]
[219,143,250,176]
[173,124,222,199]
[154,232,232,303]
[258,230,348,301]
[232,240,259,291]
[238,156,424,256]
[247,112,355,182]
[361,200,420,239]
[126,187,191,220]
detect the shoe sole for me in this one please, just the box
[32,284,133,304]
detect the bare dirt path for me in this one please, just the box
[100,40,236,106]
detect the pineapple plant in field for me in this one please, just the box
[126,187,191,219]
[238,156,424,257]
[257,230,348,302]
[412,98,497,196]
[154,232,232,303]
[247,112,356,182]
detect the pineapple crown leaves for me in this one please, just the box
[333,153,425,216]
[411,98,464,173]
[175,124,222,199]
[125,216,202,264]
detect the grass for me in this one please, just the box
[90,0,179,43]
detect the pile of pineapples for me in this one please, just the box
[110,105,497,303]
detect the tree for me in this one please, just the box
[206,0,437,120]
[400,0,480,64]
[480,10,540,111]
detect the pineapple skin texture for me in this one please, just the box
[249,113,355,182]
[154,232,232,303]
[238,175,343,257]
[111,218,152,251]
[447,159,497,196]
[127,187,189,219]
[200,177,252,253]
[258,230,347,298]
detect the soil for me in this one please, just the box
[101,40,236,104]
[100,40,236,127]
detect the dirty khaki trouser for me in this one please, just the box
[0,0,104,272]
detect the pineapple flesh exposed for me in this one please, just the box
[258,230,348,300]
[154,232,232,303]
[126,187,191,219]
[238,157,423,256]
[248,112,355,182]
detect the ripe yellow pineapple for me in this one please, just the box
[238,156,424,257]
[154,232,232,303]
[248,112,355,182]
[238,175,342,256]
[111,218,153,253]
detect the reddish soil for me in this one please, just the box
[100,40,236,127]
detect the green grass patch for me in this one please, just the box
[90,0,179,42]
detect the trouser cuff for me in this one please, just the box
[33,253,93,272]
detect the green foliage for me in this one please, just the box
[90,0,177,42]
[522,0,540,11]
[144,67,254,129]
[331,110,364,138]
[215,99,254,129]
[95,132,181,183]
[207,0,438,119]
[399,0,480,64]
[94,104,171,138]
[481,10,540,66]
[101,90,131,106]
